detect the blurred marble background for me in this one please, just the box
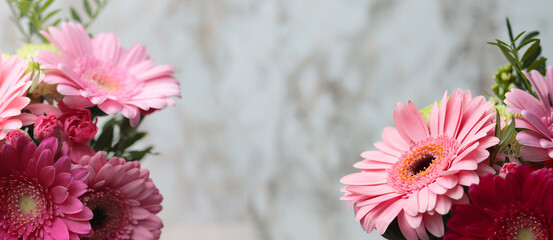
[2,0,553,239]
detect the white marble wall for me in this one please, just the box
[2,1,553,239]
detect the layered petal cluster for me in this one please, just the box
[0,136,91,239]
[505,66,553,162]
[445,164,553,239]
[0,54,33,139]
[37,22,181,126]
[75,152,163,239]
[57,101,97,162]
[340,89,499,239]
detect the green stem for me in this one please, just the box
[6,1,32,43]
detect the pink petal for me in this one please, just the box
[49,217,69,240]
[340,172,387,185]
[417,187,429,213]
[39,166,56,188]
[50,186,69,204]
[62,218,91,235]
[393,102,429,143]
[436,175,458,189]
[434,195,452,215]
[375,199,404,234]
[444,89,463,137]
[423,213,444,237]
[445,185,464,200]
[429,102,439,137]
[58,196,84,214]
[398,213,419,240]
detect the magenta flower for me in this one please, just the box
[75,152,163,239]
[3,129,30,146]
[445,164,553,239]
[37,22,181,126]
[340,89,499,239]
[58,101,97,162]
[0,54,33,139]
[34,113,61,141]
[0,136,92,239]
[505,66,553,162]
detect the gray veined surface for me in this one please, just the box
[1,0,553,239]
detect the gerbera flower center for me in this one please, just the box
[76,57,131,96]
[18,196,37,213]
[86,71,121,92]
[388,136,458,193]
[409,154,436,175]
[81,190,131,240]
[495,206,549,240]
[0,173,48,233]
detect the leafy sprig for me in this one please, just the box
[488,18,546,102]
[5,0,110,43]
[69,0,110,29]
[90,115,155,161]
[6,0,61,43]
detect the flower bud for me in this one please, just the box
[34,113,61,141]
[4,129,30,146]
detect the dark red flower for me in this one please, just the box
[445,164,553,239]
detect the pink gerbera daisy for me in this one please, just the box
[37,22,181,126]
[445,164,553,239]
[505,66,553,162]
[0,54,33,139]
[0,136,92,239]
[75,152,163,239]
[340,89,499,239]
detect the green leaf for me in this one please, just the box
[94,125,114,151]
[496,44,519,68]
[506,18,514,43]
[28,61,40,92]
[70,7,82,22]
[511,31,526,46]
[499,120,516,146]
[124,146,154,161]
[120,132,147,151]
[520,31,540,44]
[40,0,54,12]
[83,0,93,17]
[52,19,61,26]
[495,39,511,47]
[102,117,120,130]
[527,57,547,72]
[17,0,32,17]
[42,9,60,23]
[521,39,540,63]
[522,46,542,69]
[494,109,501,138]
[515,38,538,52]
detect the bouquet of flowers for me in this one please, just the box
[340,19,553,239]
[0,1,179,239]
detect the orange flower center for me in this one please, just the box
[87,71,122,92]
[398,142,445,182]
[388,136,458,193]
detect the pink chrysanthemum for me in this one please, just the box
[75,152,163,239]
[0,136,92,239]
[37,22,181,126]
[505,66,553,162]
[445,164,553,239]
[340,89,499,239]
[0,54,33,139]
